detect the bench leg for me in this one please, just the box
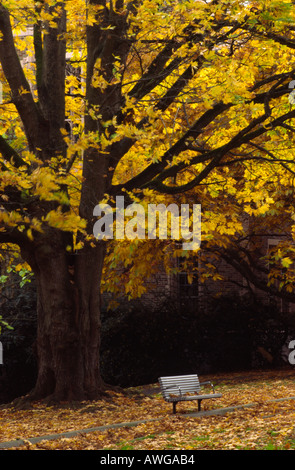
[173,402,177,414]
[198,399,202,411]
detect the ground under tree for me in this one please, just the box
[0,0,295,402]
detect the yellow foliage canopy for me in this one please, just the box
[0,0,295,297]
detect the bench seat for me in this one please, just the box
[158,374,222,414]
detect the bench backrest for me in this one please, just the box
[158,374,201,400]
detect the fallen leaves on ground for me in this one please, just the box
[1,368,295,450]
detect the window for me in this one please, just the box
[177,257,199,310]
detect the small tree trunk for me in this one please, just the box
[21,235,106,402]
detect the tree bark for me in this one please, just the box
[20,233,106,402]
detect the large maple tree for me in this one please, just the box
[1,0,295,402]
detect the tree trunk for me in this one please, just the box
[20,234,106,402]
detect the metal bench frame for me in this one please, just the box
[158,374,222,414]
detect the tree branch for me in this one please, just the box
[110,101,231,194]
[147,106,295,194]
[0,135,28,169]
[37,2,67,144]
[0,3,41,151]
[208,244,295,303]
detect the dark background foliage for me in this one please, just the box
[0,277,293,403]
[100,295,291,387]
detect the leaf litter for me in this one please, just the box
[1,369,295,450]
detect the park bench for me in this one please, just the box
[158,374,222,414]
